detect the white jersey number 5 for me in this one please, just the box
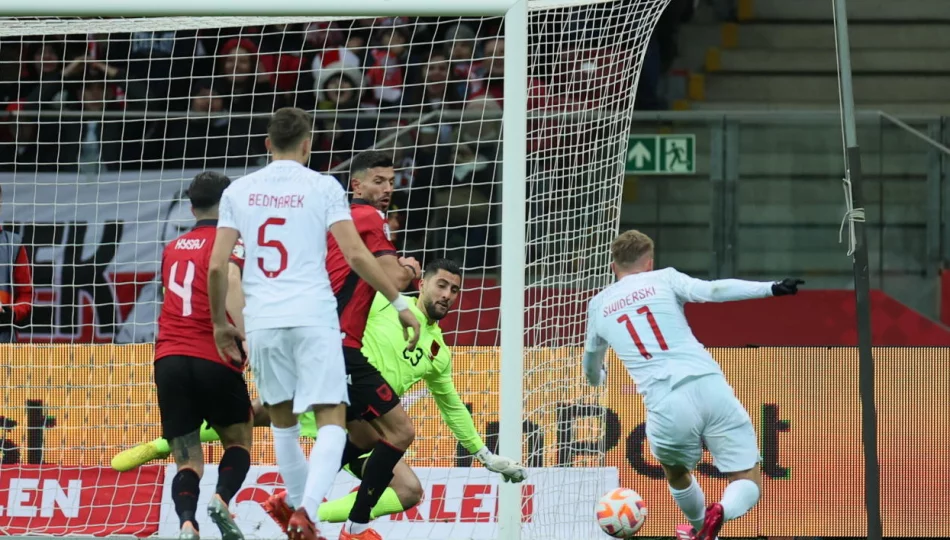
[257,217,289,279]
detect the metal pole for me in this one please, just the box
[832,2,882,540]
[498,1,528,539]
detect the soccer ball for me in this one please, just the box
[595,488,647,538]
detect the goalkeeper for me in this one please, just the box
[113,258,527,524]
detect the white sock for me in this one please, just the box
[301,424,347,521]
[719,479,760,521]
[669,475,706,532]
[271,424,308,508]
[346,522,370,534]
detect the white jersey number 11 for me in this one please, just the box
[617,305,668,360]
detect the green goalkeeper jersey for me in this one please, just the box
[300,293,485,454]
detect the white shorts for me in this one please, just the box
[645,374,760,473]
[247,326,348,414]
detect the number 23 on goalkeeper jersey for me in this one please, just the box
[361,293,450,397]
[360,292,485,454]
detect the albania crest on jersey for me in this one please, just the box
[429,341,441,360]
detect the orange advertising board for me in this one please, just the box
[0,345,946,537]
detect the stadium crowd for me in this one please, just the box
[0,6,711,267]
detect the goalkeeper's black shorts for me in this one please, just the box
[154,355,252,441]
[343,346,401,422]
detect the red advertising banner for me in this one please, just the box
[0,465,163,536]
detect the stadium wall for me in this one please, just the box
[0,345,945,537]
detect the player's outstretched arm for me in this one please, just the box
[208,226,244,362]
[669,269,805,304]
[425,362,527,483]
[329,220,420,348]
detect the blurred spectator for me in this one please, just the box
[312,47,364,109]
[470,37,548,109]
[257,24,316,110]
[23,58,145,172]
[15,42,64,98]
[105,31,210,108]
[365,24,410,108]
[145,78,263,170]
[0,108,39,170]
[443,23,485,102]
[310,48,373,170]
[0,185,32,342]
[402,49,454,116]
[428,130,498,268]
[305,21,348,50]
[217,37,281,114]
[636,0,695,110]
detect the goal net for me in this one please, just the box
[0,1,668,538]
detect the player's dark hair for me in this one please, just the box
[423,258,462,279]
[188,171,231,211]
[351,150,394,177]
[267,107,313,151]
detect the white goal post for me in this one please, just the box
[0,1,668,538]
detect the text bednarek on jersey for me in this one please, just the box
[247,193,305,209]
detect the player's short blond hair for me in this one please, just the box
[610,230,654,268]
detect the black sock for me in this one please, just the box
[340,439,371,477]
[216,446,251,503]
[172,468,201,530]
[347,440,405,524]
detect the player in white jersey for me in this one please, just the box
[582,230,802,540]
[207,107,421,540]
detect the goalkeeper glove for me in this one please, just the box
[772,278,804,297]
[475,447,528,483]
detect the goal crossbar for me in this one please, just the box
[4,0,519,17]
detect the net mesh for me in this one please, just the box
[0,1,668,537]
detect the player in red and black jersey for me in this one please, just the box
[155,171,252,540]
[322,151,421,539]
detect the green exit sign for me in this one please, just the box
[625,134,696,175]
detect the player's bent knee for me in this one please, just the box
[252,399,270,427]
[266,400,297,428]
[391,463,424,508]
[313,403,347,427]
[725,463,761,486]
[660,462,692,489]
[216,422,253,449]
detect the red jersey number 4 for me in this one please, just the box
[617,306,668,360]
[167,260,196,316]
[257,217,288,278]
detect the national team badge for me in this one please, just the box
[231,240,245,260]
[376,384,394,402]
